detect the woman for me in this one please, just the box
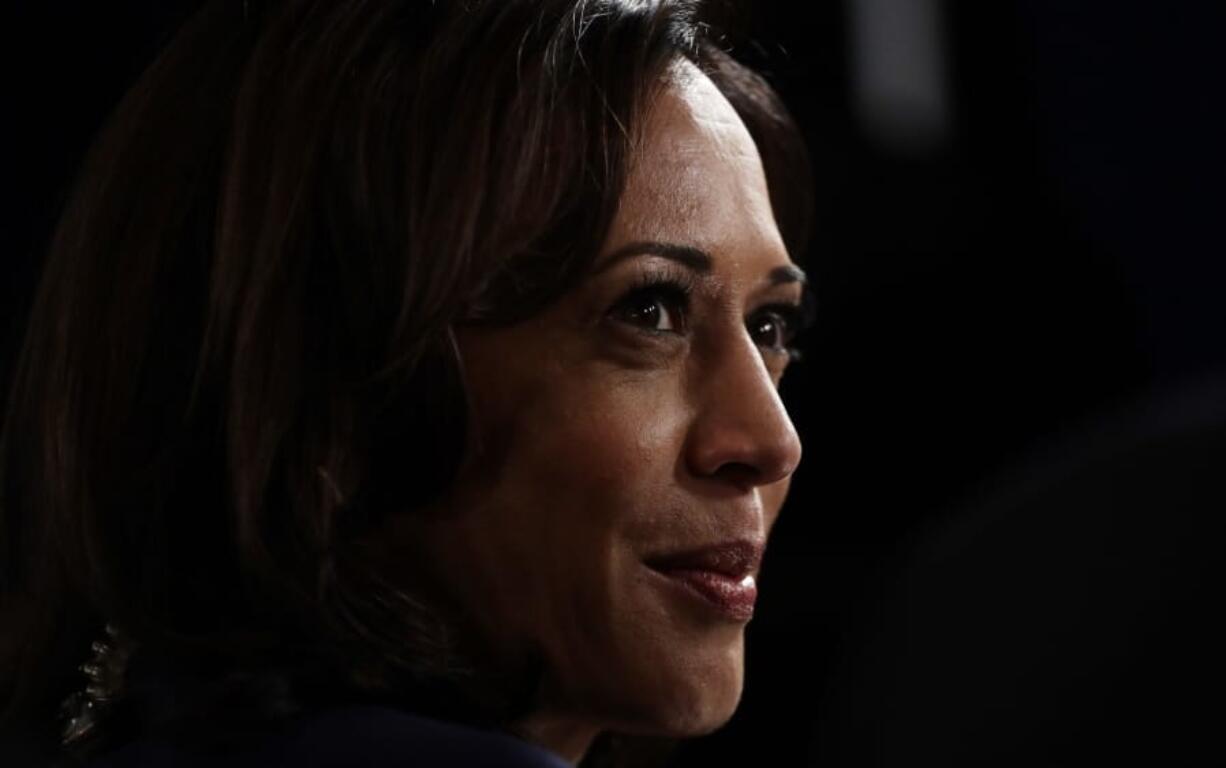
[0,0,814,765]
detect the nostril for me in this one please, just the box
[713,461,762,491]
[711,436,799,490]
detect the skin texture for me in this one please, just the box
[400,61,804,764]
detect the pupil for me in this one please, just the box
[634,300,660,326]
[756,318,776,346]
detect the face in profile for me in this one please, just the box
[404,60,805,760]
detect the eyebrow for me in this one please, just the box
[591,240,808,287]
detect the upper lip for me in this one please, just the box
[643,539,764,580]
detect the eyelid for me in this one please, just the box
[606,263,696,334]
[629,261,698,296]
[748,286,816,360]
[758,283,816,330]
[747,303,801,354]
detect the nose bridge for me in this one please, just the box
[686,332,803,488]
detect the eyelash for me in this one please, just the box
[608,268,814,362]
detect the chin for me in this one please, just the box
[631,690,743,739]
[620,648,747,738]
[662,698,741,738]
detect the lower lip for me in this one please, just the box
[648,567,758,622]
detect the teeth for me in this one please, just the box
[739,574,755,588]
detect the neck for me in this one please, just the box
[508,711,601,766]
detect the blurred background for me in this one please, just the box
[5,1,1224,766]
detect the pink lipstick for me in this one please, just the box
[644,539,763,622]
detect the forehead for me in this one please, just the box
[608,60,786,264]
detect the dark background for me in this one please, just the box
[5,1,1224,765]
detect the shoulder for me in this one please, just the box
[88,706,570,768]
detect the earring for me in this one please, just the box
[60,623,129,748]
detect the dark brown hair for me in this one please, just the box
[0,0,811,763]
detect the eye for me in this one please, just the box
[748,290,816,361]
[748,305,800,353]
[608,275,692,334]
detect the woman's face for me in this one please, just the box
[408,61,804,759]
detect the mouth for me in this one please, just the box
[643,539,764,622]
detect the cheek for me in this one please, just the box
[507,375,687,533]
[449,362,689,612]
[460,373,690,684]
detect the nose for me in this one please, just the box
[683,336,803,492]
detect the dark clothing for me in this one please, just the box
[87,706,570,768]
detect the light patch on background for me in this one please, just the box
[848,0,950,153]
